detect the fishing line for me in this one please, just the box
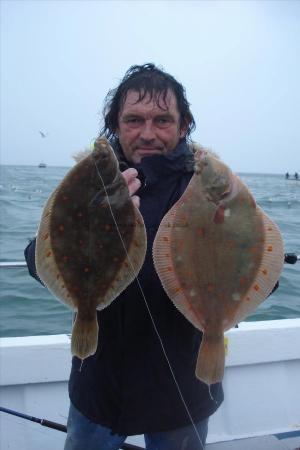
[93,159,205,450]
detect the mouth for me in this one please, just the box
[135,148,162,155]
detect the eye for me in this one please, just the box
[124,117,142,124]
[155,117,172,128]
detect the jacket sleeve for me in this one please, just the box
[24,238,45,286]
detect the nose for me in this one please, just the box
[140,120,155,141]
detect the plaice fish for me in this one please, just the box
[153,147,284,385]
[36,137,147,359]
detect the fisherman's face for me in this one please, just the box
[117,89,188,164]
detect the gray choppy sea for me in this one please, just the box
[0,165,299,338]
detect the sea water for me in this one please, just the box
[0,165,299,338]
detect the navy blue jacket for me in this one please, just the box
[24,140,223,435]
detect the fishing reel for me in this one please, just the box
[284,253,299,264]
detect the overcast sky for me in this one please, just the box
[1,0,300,173]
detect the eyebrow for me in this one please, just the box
[122,112,175,119]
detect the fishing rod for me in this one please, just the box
[0,406,144,450]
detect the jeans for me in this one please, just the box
[64,403,208,450]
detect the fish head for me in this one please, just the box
[194,149,233,204]
[92,137,119,184]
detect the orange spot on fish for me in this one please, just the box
[267,245,273,252]
[163,236,169,242]
[246,296,250,301]
[254,284,260,291]
[227,240,236,249]
[249,246,259,254]
[133,240,139,247]
[123,261,129,268]
[176,239,184,249]
[43,233,49,240]
[167,267,173,272]
[174,287,182,293]
[239,276,247,286]
[262,269,268,275]
[46,251,52,257]
[213,205,226,224]
[197,227,205,237]
[207,283,214,293]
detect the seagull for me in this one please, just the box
[39,130,49,138]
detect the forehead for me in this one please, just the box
[120,89,179,115]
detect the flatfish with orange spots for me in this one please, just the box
[153,147,284,384]
[36,137,147,359]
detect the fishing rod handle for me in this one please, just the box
[40,418,67,432]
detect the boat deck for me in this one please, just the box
[206,430,300,449]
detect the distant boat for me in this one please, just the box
[285,172,298,180]
[38,163,47,168]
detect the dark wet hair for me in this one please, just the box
[100,63,196,140]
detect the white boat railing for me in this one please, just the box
[0,262,28,268]
[0,254,298,270]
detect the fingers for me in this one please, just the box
[131,195,140,209]
[122,168,141,206]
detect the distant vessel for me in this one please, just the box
[285,172,298,180]
[38,163,47,168]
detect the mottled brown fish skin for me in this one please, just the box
[50,140,135,307]
[36,137,147,359]
[153,148,284,385]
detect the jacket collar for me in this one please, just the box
[111,138,194,186]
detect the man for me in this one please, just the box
[25,63,223,450]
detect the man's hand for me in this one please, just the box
[122,168,141,208]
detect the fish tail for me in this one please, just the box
[196,332,225,385]
[71,309,99,359]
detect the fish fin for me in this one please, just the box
[232,209,284,325]
[35,190,75,308]
[98,206,147,309]
[71,309,98,359]
[196,332,225,385]
[72,147,92,163]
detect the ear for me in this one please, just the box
[179,119,189,138]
